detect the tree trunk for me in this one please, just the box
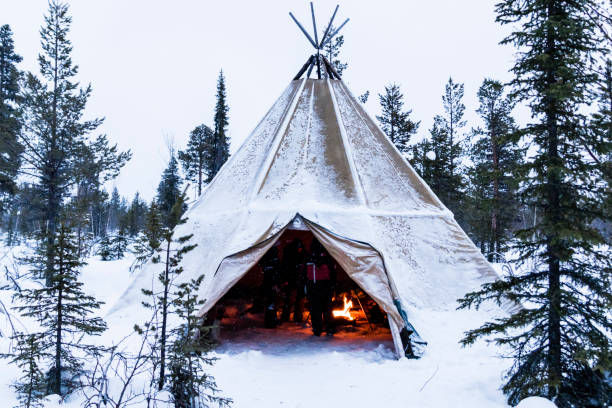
[55,241,63,395]
[450,107,454,175]
[607,64,612,142]
[0,46,5,103]
[27,344,34,408]
[158,238,171,390]
[491,116,500,262]
[545,0,562,398]
[187,294,196,408]
[198,156,203,197]
[45,180,59,284]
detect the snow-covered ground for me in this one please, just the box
[0,243,556,408]
[209,307,513,408]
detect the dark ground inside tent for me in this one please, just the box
[209,229,395,356]
[215,318,395,356]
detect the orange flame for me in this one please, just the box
[332,296,354,320]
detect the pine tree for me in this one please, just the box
[14,222,106,396]
[107,187,124,232]
[2,332,47,408]
[590,59,612,238]
[467,79,524,261]
[72,138,130,238]
[167,275,231,408]
[4,183,45,243]
[144,201,164,252]
[438,77,467,180]
[459,1,612,406]
[413,120,465,217]
[98,230,127,261]
[19,1,128,282]
[410,138,436,183]
[178,124,214,196]
[412,78,468,226]
[156,154,183,224]
[0,24,24,205]
[97,235,113,261]
[376,84,420,154]
[122,192,146,237]
[323,26,348,77]
[140,193,196,390]
[210,70,230,181]
[358,91,369,104]
[111,226,128,259]
[65,187,98,259]
[131,201,164,271]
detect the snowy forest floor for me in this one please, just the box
[0,243,554,408]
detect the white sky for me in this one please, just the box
[3,0,523,201]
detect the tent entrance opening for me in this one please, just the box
[207,229,394,353]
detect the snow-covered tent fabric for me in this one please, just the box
[115,78,502,358]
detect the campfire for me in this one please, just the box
[332,296,354,321]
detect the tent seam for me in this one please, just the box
[327,78,368,207]
[249,78,308,201]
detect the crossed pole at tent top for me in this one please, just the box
[289,3,349,80]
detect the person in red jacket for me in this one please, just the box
[306,239,336,336]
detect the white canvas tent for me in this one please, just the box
[115,75,503,358]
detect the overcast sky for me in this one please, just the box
[4,0,522,201]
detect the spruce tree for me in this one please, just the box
[19,1,128,282]
[411,78,468,226]
[140,193,196,390]
[131,201,163,270]
[144,201,164,252]
[323,26,348,77]
[410,138,436,184]
[97,235,113,261]
[156,154,183,225]
[358,91,369,104]
[210,70,230,181]
[438,77,467,181]
[2,332,47,408]
[467,79,524,261]
[459,1,612,406]
[107,187,124,232]
[412,120,465,218]
[167,275,231,408]
[111,226,128,259]
[376,84,420,154]
[72,137,130,238]
[14,221,106,396]
[0,24,23,204]
[4,183,45,243]
[98,231,127,261]
[590,59,612,236]
[122,192,146,237]
[178,124,214,196]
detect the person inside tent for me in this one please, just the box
[259,242,281,328]
[306,239,336,336]
[280,238,307,323]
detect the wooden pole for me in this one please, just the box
[293,55,314,80]
[289,12,318,49]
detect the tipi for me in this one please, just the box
[116,5,503,359]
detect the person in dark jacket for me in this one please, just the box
[259,243,281,328]
[280,238,307,322]
[306,239,336,336]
